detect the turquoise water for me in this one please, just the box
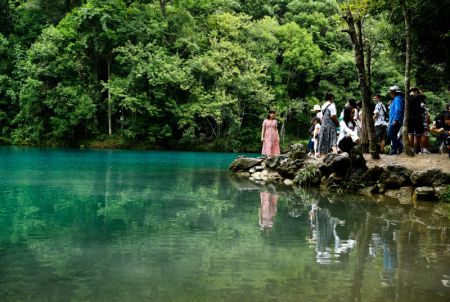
[0,147,449,302]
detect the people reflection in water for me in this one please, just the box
[381,223,398,286]
[259,190,279,230]
[309,203,355,264]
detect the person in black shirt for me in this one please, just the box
[407,87,427,153]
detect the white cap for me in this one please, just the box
[389,85,401,92]
[311,104,321,112]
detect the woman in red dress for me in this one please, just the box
[261,109,281,157]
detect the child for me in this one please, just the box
[312,117,322,158]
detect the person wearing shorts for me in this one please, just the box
[373,94,388,153]
[407,88,428,154]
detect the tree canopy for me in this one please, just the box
[0,0,448,151]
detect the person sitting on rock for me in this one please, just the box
[430,103,450,153]
[337,106,360,153]
[431,112,450,157]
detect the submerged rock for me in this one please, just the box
[385,186,414,205]
[413,186,437,202]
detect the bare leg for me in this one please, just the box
[380,138,385,154]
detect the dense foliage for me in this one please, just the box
[0,0,449,151]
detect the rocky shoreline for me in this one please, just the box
[229,143,450,203]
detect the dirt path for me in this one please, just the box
[365,153,450,172]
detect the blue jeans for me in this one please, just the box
[307,139,314,153]
[387,123,402,153]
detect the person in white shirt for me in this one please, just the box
[337,106,360,153]
[313,118,321,158]
[373,94,388,153]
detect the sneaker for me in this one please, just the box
[421,149,431,154]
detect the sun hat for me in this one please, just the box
[389,85,402,93]
[311,104,321,112]
[388,85,400,92]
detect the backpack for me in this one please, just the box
[379,103,389,125]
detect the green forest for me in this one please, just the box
[0,0,449,151]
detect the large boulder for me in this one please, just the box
[361,166,385,186]
[323,152,351,176]
[287,142,307,159]
[276,158,304,179]
[349,145,367,171]
[228,156,263,172]
[380,165,412,189]
[410,169,450,187]
[265,155,289,169]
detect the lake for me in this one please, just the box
[0,147,449,301]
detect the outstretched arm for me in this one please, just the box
[261,123,265,141]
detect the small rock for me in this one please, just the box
[284,179,294,186]
[249,168,256,173]
[252,171,263,180]
[254,165,265,171]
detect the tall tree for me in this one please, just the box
[341,7,380,159]
[399,0,414,156]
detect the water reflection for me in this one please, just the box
[1,147,450,302]
[382,223,398,286]
[308,203,355,264]
[259,189,279,230]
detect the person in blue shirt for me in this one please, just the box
[387,86,405,155]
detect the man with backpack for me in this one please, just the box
[373,94,389,154]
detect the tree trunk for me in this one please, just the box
[160,0,167,16]
[107,53,112,136]
[365,42,372,90]
[343,10,380,160]
[400,0,414,156]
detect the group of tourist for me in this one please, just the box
[261,88,450,158]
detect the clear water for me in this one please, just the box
[0,146,449,302]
